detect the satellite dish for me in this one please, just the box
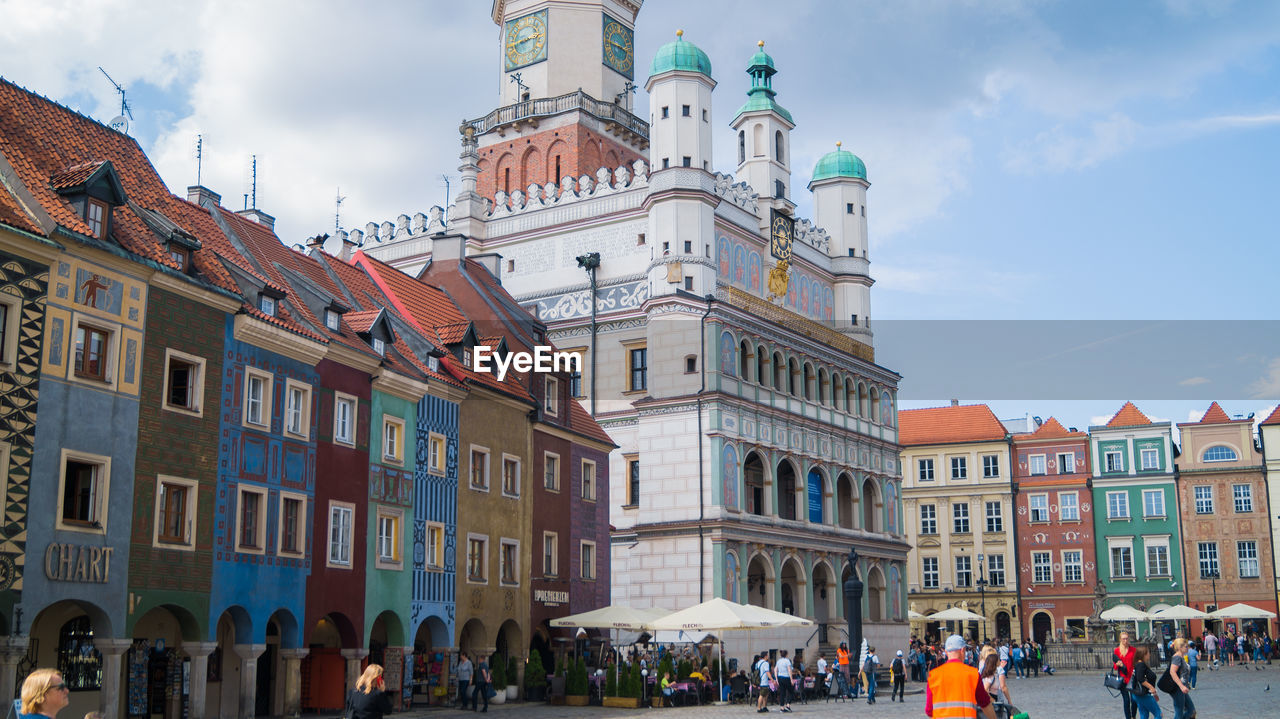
[109,115,129,133]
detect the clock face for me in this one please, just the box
[504,10,548,71]
[602,15,634,79]
[770,211,794,262]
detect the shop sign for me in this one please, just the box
[535,589,568,606]
[1027,602,1056,609]
[44,543,114,583]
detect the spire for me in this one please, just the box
[735,40,792,123]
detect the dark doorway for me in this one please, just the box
[996,611,1013,641]
[1030,612,1050,644]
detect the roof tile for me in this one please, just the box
[1105,401,1152,428]
[1013,416,1086,440]
[897,404,1008,445]
[1261,404,1280,426]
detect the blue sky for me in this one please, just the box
[2,0,1276,427]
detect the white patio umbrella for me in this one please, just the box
[1150,605,1209,620]
[926,606,987,622]
[1100,604,1151,621]
[1208,603,1277,620]
[908,610,925,621]
[550,605,668,631]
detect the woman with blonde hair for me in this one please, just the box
[20,668,70,718]
[345,664,394,719]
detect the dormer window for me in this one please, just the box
[86,198,108,238]
[372,338,386,356]
[168,245,189,271]
[325,310,340,331]
[260,295,276,316]
[462,347,472,368]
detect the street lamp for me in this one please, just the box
[976,553,988,641]
[844,547,864,659]
[1207,570,1220,633]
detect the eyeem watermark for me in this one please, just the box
[473,345,580,381]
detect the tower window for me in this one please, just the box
[738,131,746,165]
[702,109,708,122]
[662,158,670,169]
[775,130,784,163]
[848,249,856,257]
[637,233,646,245]
[685,355,697,373]
[862,205,866,217]
[504,168,511,195]
[662,106,669,119]
[507,259,515,273]
[847,203,854,214]
[684,240,692,253]
[684,277,694,291]
[683,156,692,167]
[775,180,785,198]
[682,105,690,117]
[554,156,561,182]
[852,314,858,326]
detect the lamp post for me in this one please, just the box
[976,553,988,641]
[844,547,864,659]
[1208,570,1220,634]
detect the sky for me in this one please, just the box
[2,0,1277,431]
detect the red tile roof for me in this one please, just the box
[0,182,41,235]
[1014,416,1085,441]
[1261,405,1280,426]
[436,322,471,345]
[1105,401,1152,428]
[1178,401,1250,427]
[48,160,106,190]
[897,404,1008,446]
[343,309,382,334]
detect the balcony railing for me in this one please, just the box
[463,89,649,140]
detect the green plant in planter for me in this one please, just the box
[507,656,518,691]
[658,655,674,682]
[491,654,508,690]
[567,657,589,696]
[629,660,643,699]
[555,655,566,678]
[605,662,619,697]
[677,658,692,681]
[525,651,546,689]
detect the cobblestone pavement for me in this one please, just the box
[351,666,1278,719]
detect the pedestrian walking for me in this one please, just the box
[19,668,70,719]
[891,650,906,702]
[1128,646,1162,719]
[1186,644,1198,688]
[775,649,794,712]
[756,651,775,713]
[1165,639,1194,719]
[926,635,998,719]
[472,653,491,712]
[1113,630,1137,719]
[863,647,879,705]
[346,664,394,719]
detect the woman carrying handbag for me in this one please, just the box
[1112,631,1137,719]
[1128,647,1161,719]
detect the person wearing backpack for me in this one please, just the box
[1162,638,1194,719]
[1128,646,1162,719]
[755,651,774,713]
[862,647,880,705]
[890,650,906,702]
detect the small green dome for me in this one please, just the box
[811,144,868,183]
[649,30,713,78]
[747,40,775,71]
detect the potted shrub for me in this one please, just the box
[489,654,507,705]
[525,651,547,702]
[550,655,567,705]
[603,660,640,708]
[565,656,589,706]
[506,655,519,701]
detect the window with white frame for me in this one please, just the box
[428,433,446,474]
[72,320,113,383]
[1194,486,1214,514]
[500,538,519,585]
[333,393,356,446]
[985,501,1003,533]
[1029,493,1049,523]
[58,449,111,533]
[982,455,999,478]
[918,458,934,481]
[259,294,276,316]
[1105,450,1124,473]
[372,337,385,356]
[950,457,967,480]
[987,554,1005,586]
[1202,445,1237,462]
[375,507,403,568]
[1107,491,1129,519]
[1057,452,1076,474]
[1238,541,1259,578]
[543,531,558,577]
[1197,541,1219,579]
[1062,550,1084,583]
[1140,447,1160,470]
[236,486,267,553]
[327,502,354,567]
[324,309,341,331]
[278,492,306,557]
[922,556,939,588]
[154,475,198,548]
[581,459,597,500]
[543,376,559,416]
[543,452,560,491]
[0,296,18,368]
[284,380,311,438]
[469,447,490,490]
[1145,537,1170,577]
[955,555,972,587]
[1142,489,1165,518]
[243,368,272,428]
[952,502,970,533]
[467,535,488,582]
[919,504,937,535]
[580,540,596,580]
[163,349,205,415]
[425,524,444,568]
[502,455,520,497]
[383,416,405,463]
[1058,491,1079,521]
[1233,484,1253,513]
[1029,454,1047,476]
[1032,551,1053,583]
[1109,539,1134,578]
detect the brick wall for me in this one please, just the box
[476,124,643,202]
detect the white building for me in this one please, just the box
[365,0,908,660]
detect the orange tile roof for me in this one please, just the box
[1014,416,1086,441]
[1261,405,1280,426]
[343,309,382,334]
[436,322,471,345]
[1105,401,1152,428]
[1178,401,1250,427]
[897,404,1008,446]
[48,160,106,190]
[0,181,41,235]
[352,251,468,334]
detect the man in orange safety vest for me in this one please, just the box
[925,635,996,719]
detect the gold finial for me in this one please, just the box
[758,40,765,48]
[836,141,843,148]
[676,29,684,38]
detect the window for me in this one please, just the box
[1146,539,1170,577]
[74,323,110,381]
[1032,551,1053,584]
[383,416,404,463]
[324,309,340,331]
[1140,447,1160,470]
[627,346,647,391]
[259,295,276,316]
[702,108,708,122]
[86,198,107,238]
[57,616,103,691]
[951,457,967,480]
[502,455,520,496]
[163,349,205,414]
[580,540,596,580]
[952,502,970,533]
[1109,540,1134,578]
[682,156,692,168]
[1058,491,1080,521]
[59,450,110,532]
[1028,494,1049,522]
[285,380,311,438]
[543,452,559,491]
[662,158,669,169]
[543,376,559,416]
[661,106,669,118]
[846,203,854,215]
[1233,484,1253,513]
[0,299,14,366]
[500,538,519,585]
[568,353,583,397]
[684,354,696,371]
[982,455,999,478]
[1142,489,1165,518]
[955,555,972,588]
[1028,454,1047,476]
[376,507,403,568]
[1105,450,1124,473]
[922,557,939,588]
[467,535,488,582]
[1106,491,1129,519]
[372,337,385,356]
[462,347,472,367]
[428,433,446,474]
[236,486,266,552]
[425,524,444,568]
[279,493,305,557]
[333,393,356,446]
[1237,541,1259,578]
[917,458,934,481]
[1197,542,1219,579]
[681,104,690,116]
[1194,486,1213,514]
[581,459,597,501]
[327,502,354,567]
[543,531,558,577]
[1057,452,1076,474]
[1062,550,1083,583]
[469,447,490,490]
[154,476,197,548]
[919,504,937,535]
[987,554,1005,586]
[243,368,272,428]
[1202,445,1237,462]
[985,501,1003,533]
[626,457,640,506]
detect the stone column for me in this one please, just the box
[0,635,31,709]
[94,638,133,717]
[182,641,219,719]
[233,643,266,719]
[341,648,369,695]
[279,648,309,719]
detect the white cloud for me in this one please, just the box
[1178,376,1211,386]
[1249,357,1280,399]
[1089,415,1113,426]
[1002,114,1140,174]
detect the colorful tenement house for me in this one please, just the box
[1175,402,1277,637]
[1089,402,1185,630]
[1261,405,1280,625]
[899,403,1021,643]
[1011,418,1097,644]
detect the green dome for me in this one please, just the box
[649,30,713,77]
[811,145,868,183]
[747,42,775,71]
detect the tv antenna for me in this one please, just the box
[243,154,258,210]
[195,134,203,186]
[98,66,134,133]
[335,187,346,233]
[441,175,451,221]
[615,81,637,110]
[509,72,529,100]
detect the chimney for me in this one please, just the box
[305,234,328,251]
[950,399,960,407]
[236,208,276,231]
[339,230,358,261]
[430,233,468,263]
[469,252,503,283]
[187,185,221,207]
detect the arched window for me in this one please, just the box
[818,368,829,405]
[882,391,895,427]
[831,373,842,410]
[1202,445,1237,462]
[788,358,799,396]
[773,352,786,389]
[803,363,815,401]
[757,345,769,388]
[58,616,103,690]
[775,130,784,163]
[739,340,751,380]
[753,124,765,157]
[738,130,746,165]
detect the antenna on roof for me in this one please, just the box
[250,154,257,209]
[335,187,346,233]
[98,66,134,133]
[441,175,451,226]
[195,134,203,186]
